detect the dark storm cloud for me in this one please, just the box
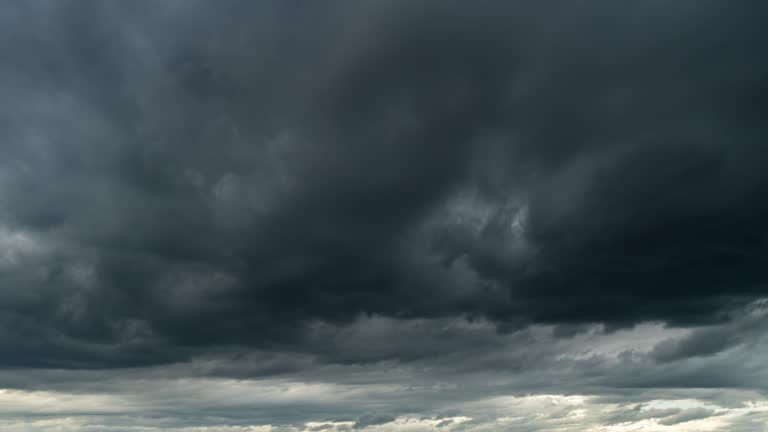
[1,0,767,368]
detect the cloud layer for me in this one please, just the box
[1,1,767,430]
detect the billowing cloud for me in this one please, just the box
[1,0,767,430]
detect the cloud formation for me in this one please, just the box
[1,1,767,430]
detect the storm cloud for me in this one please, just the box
[1,0,767,430]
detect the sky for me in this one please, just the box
[1,1,768,431]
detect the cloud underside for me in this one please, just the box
[1,0,766,368]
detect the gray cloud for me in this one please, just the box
[651,299,768,363]
[353,415,396,429]
[658,407,720,426]
[1,1,767,430]
[1,0,766,370]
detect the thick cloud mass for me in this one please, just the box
[2,5,768,429]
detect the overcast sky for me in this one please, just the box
[1,1,768,431]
